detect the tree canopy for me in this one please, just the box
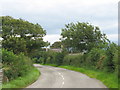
[61,22,110,53]
[50,41,62,49]
[1,16,49,54]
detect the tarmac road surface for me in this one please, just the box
[27,64,107,88]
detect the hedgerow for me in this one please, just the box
[38,43,118,75]
[2,49,33,81]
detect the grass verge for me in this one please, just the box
[2,67,40,89]
[43,64,118,88]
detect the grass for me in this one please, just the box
[2,67,40,89]
[43,64,118,88]
[59,66,118,88]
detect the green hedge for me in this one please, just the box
[36,44,118,74]
[2,49,33,81]
[63,54,82,67]
[34,43,118,75]
[33,51,65,66]
[63,44,118,74]
[2,67,40,88]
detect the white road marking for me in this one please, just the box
[57,72,65,88]
[47,67,65,88]
[60,75,64,80]
[58,72,61,75]
[61,75,63,78]
[60,81,65,88]
[60,74,65,88]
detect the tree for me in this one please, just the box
[2,16,46,39]
[50,41,62,49]
[1,16,48,54]
[2,37,27,54]
[61,22,109,53]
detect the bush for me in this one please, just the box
[85,48,106,69]
[2,49,33,81]
[43,51,64,66]
[55,52,64,66]
[103,43,118,72]
[63,54,82,67]
[46,51,57,64]
[63,44,118,74]
[2,67,40,88]
[36,51,65,66]
[32,51,48,64]
[34,43,118,74]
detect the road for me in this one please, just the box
[27,64,107,88]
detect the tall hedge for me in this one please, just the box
[63,44,118,73]
[2,49,33,81]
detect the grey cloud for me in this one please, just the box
[1,0,118,42]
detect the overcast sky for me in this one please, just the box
[0,0,119,44]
